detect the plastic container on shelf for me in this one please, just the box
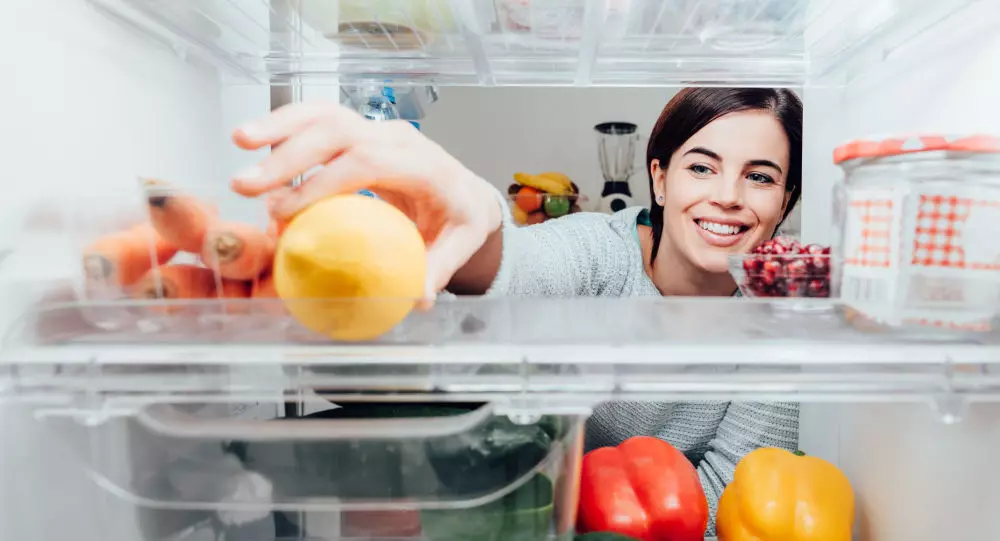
[297,0,458,50]
[729,253,832,299]
[52,178,442,343]
[34,396,583,541]
[679,0,807,51]
[496,0,632,41]
[832,134,1000,336]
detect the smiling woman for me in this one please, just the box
[231,88,803,535]
[643,88,802,296]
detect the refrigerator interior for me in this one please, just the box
[3,1,1000,540]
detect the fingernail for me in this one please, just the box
[233,165,263,182]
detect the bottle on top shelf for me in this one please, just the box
[358,83,400,122]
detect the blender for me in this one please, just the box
[595,122,640,214]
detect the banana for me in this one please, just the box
[539,171,574,192]
[514,172,574,195]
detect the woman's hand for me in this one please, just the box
[230,101,503,299]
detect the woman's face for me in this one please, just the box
[651,110,791,275]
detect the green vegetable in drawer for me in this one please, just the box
[228,402,564,501]
[422,473,554,541]
[425,409,559,495]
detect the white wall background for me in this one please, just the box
[421,87,673,210]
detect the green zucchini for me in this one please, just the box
[422,473,554,541]
[229,402,561,500]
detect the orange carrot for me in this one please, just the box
[202,222,275,280]
[82,223,177,287]
[251,272,278,298]
[215,278,253,315]
[143,179,218,253]
[266,218,288,241]
[217,279,251,299]
[251,272,285,316]
[131,264,216,303]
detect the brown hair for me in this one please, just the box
[646,88,803,265]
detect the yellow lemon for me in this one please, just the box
[273,195,426,342]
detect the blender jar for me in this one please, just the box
[832,134,1000,336]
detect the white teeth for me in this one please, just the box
[698,220,742,236]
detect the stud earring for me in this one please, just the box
[656,195,664,204]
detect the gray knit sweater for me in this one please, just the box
[485,206,800,535]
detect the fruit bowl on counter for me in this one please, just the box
[508,171,586,226]
[729,237,832,303]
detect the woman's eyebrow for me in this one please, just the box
[683,147,722,161]
[746,159,783,173]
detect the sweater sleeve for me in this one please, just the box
[484,190,632,297]
[694,401,800,535]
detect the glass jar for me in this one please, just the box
[832,135,1000,337]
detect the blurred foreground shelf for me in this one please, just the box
[3,297,998,407]
[86,0,989,86]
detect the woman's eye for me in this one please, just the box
[747,172,774,184]
[688,164,714,176]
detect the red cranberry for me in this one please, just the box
[741,239,832,298]
[807,279,828,297]
[809,256,829,273]
[786,278,806,297]
[786,259,808,277]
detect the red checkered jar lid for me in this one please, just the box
[834,134,1000,165]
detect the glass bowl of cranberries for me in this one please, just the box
[729,237,832,302]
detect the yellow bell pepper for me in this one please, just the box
[716,448,854,541]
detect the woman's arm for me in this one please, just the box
[448,187,630,297]
[446,224,504,295]
[655,401,800,535]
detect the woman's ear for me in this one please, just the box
[650,159,667,204]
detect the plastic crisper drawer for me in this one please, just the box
[38,398,584,541]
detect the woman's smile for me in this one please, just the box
[693,217,750,247]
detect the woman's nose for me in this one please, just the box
[712,175,743,208]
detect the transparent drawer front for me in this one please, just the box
[40,400,583,541]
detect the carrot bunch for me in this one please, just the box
[81,179,283,313]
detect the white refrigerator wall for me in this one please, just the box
[0,0,228,540]
[798,2,1000,539]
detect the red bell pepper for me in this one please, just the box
[577,436,708,541]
